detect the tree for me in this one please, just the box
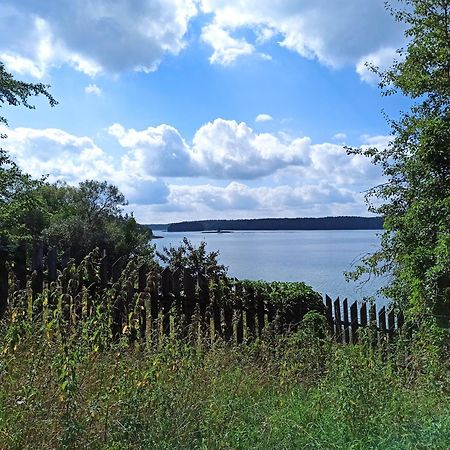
[37,180,153,263]
[0,61,57,248]
[158,237,228,277]
[0,61,57,129]
[349,0,450,328]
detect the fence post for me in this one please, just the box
[183,269,195,338]
[31,242,44,318]
[209,280,221,341]
[0,250,8,318]
[342,298,350,344]
[161,268,172,337]
[138,264,148,341]
[198,272,209,338]
[325,295,333,331]
[334,297,342,342]
[235,281,244,344]
[350,301,359,344]
[387,308,395,341]
[14,242,27,290]
[245,285,256,342]
[256,291,265,337]
[378,306,387,342]
[360,302,368,328]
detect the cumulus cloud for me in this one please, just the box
[0,0,197,77]
[2,121,388,222]
[84,84,102,96]
[0,0,405,81]
[109,118,385,184]
[1,125,169,205]
[199,0,404,80]
[356,47,399,84]
[110,118,312,179]
[255,114,273,123]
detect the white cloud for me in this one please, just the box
[84,84,102,96]
[1,125,169,205]
[0,0,198,77]
[1,121,389,222]
[199,0,405,80]
[333,132,347,142]
[201,23,255,65]
[110,118,311,179]
[109,118,386,184]
[356,47,399,84]
[255,114,273,123]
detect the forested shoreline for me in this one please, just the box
[166,216,383,232]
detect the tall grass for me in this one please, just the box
[0,313,449,449]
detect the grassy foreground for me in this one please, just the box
[0,316,449,449]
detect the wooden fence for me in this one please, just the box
[0,243,403,345]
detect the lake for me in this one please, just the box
[152,229,389,306]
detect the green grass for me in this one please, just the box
[0,321,449,449]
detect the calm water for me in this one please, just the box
[153,230,389,306]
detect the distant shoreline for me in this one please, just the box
[154,216,384,233]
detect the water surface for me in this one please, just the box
[153,230,389,306]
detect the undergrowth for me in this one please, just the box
[0,313,449,449]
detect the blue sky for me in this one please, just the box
[1,0,409,223]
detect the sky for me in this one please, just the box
[1,0,411,224]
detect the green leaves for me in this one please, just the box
[348,1,450,329]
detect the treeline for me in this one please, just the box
[167,216,384,232]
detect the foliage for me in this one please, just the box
[0,61,56,249]
[37,180,153,263]
[0,61,57,129]
[0,318,448,449]
[157,237,228,277]
[347,0,450,328]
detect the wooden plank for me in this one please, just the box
[245,285,256,341]
[387,308,395,341]
[350,301,359,344]
[378,306,387,341]
[0,250,8,318]
[256,292,265,337]
[100,251,108,289]
[47,247,58,282]
[14,242,27,290]
[211,281,222,341]
[223,280,234,342]
[342,298,350,344]
[138,264,148,341]
[198,273,209,337]
[325,295,334,330]
[112,257,123,283]
[31,242,44,294]
[334,297,342,342]
[397,310,405,331]
[235,282,244,344]
[161,267,172,337]
[182,269,196,336]
[360,302,368,328]
[369,303,377,347]
[138,264,147,292]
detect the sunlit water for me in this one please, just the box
[152,230,389,307]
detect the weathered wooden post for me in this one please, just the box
[256,291,265,337]
[161,267,172,337]
[325,295,334,332]
[245,284,256,342]
[183,269,196,339]
[342,298,350,344]
[334,297,342,342]
[0,249,8,318]
[350,301,359,344]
